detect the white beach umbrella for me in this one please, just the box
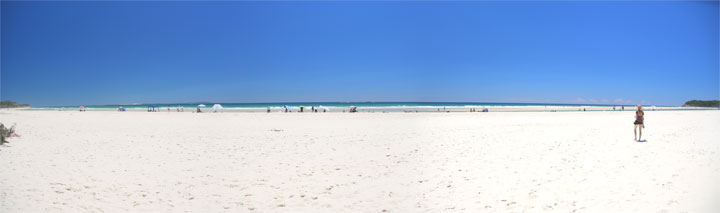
[212,104,223,112]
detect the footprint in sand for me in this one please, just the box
[528,189,538,199]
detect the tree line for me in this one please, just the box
[683,100,720,107]
[0,100,30,108]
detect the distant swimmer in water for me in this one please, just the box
[634,105,644,142]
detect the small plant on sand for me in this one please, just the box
[0,123,16,145]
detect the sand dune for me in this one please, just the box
[1,110,718,212]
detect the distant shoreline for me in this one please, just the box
[42,101,676,109]
[17,105,717,113]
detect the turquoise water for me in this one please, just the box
[46,102,652,110]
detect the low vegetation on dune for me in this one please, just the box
[683,100,720,108]
[0,100,30,108]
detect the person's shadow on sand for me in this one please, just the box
[636,139,648,143]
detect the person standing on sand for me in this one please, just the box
[634,105,645,141]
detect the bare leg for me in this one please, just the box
[638,125,642,141]
[634,125,638,141]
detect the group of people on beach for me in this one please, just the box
[108,103,649,141]
[276,105,329,113]
[470,108,489,112]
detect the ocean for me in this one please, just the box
[23,102,716,113]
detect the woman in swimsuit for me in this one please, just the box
[634,105,644,141]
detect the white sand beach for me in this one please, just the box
[1,110,718,212]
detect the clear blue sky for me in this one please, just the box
[1,1,718,106]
